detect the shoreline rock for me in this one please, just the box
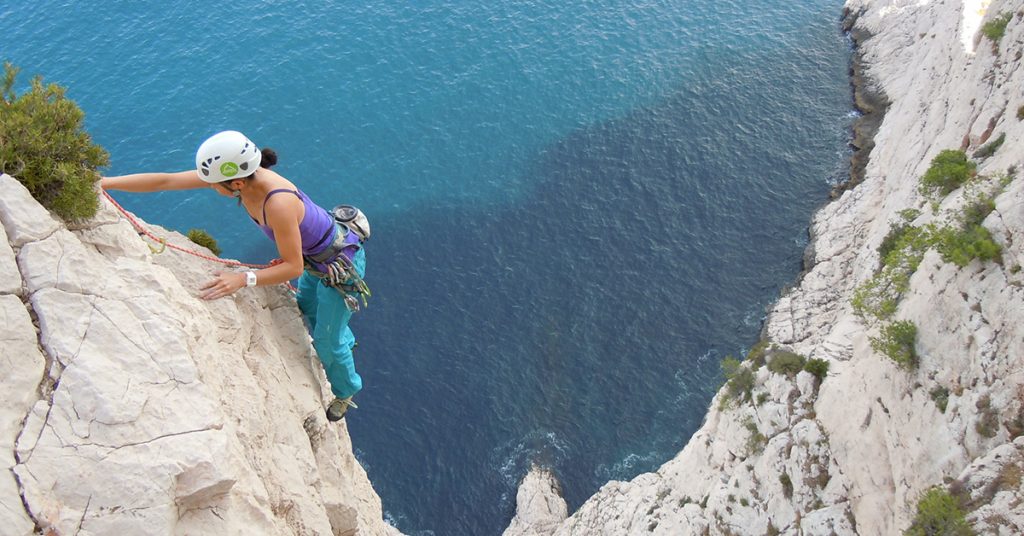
[505,0,1024,534]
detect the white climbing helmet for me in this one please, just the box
[195,130,262,183]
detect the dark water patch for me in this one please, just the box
[350,40,851,534]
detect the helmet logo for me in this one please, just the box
[220,162,239,177]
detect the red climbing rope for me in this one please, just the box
[101,190,296,290]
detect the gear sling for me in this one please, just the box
[303,205,372,312]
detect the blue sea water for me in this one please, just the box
[4,1,853,534]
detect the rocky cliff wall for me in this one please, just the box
[0,173,401,536]
[506,0,1024,534]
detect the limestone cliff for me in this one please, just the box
[506,0,1024,534]
[0,173,401,536]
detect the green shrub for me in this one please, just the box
[960,195,996,228]
[878,222,916,264]
[975,394,999,438]
[0,62,108,221]
[972,133,1005,159]
[933,224,1002,267]
[981,12,1012,43]
[767,351,806,377]
[743,418,766,455]
[187,228,222,256]
[803,358,829,381]
[930,386,949,413]
[870,320,918,369]
[855,224,934,320]
[1018,105,1024,121]
[720,357,755,409]
[746,340,770,369]
[779,473,793,499]
[919,150,976,198]
[904,488,975,536]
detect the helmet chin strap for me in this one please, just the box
[217,181,242,197]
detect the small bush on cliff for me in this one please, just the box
[767,351,806,377]
[0,62,108,221]
[930,386,950,413]
[932,224,1001,267]
[904,488,975,536]
[187,229,222,256]
[746,340,770,369]
[877,209,921,262]
[919,150,975,199]
[743,417,766,456]
[972,133,1005,159]
[720,356,755,409]
[854,224,933,320]
[870,320,918,369]
[803,358,829,382]
[981,12,1012,44]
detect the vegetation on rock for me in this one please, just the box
[187,229,222,256]
[0,62,108,221]
[904,487,975,536]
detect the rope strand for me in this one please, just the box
[101,190,296,291]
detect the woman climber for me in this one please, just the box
[101,130,366,422]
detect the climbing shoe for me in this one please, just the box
[326,397,358,422]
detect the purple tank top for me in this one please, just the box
[253,188,339,256]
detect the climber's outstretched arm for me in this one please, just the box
[101,170,207,192]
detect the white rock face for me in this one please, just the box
[507,0,1024,534]
[0,174,402,536]
[503,467,569,536]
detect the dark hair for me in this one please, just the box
[260,147,278,169]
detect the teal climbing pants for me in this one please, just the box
[296,247,366,399]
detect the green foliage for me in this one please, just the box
[980,12,1012,43]
[1018,105,1024,121]
[904,488,975,536]
[972,133,1005,159]
[767,351,806,377]
[932,224,1002,267]
[878,222,916,264]
[187,228,222,256]
[779,473,793,499]
[743,418,766,455]
[746,340,769,369]
[803,358,829,381]
[0,62,108,221]
[870,320,918,369]
[720,357,755,409]
[919,150,976,199]
[930,386,949,413]
[855,224,933,320]
[975,395,999,438]
[960,195,995,228]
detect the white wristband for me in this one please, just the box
[245,271,257,287]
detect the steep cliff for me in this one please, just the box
[0,173,401,536]
[507,0,1024,534]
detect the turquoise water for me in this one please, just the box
[4,1,852,534]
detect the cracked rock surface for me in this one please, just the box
[505,1,1024,534]
[0,174,402,536]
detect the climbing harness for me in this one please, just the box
[304,205,372,312]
